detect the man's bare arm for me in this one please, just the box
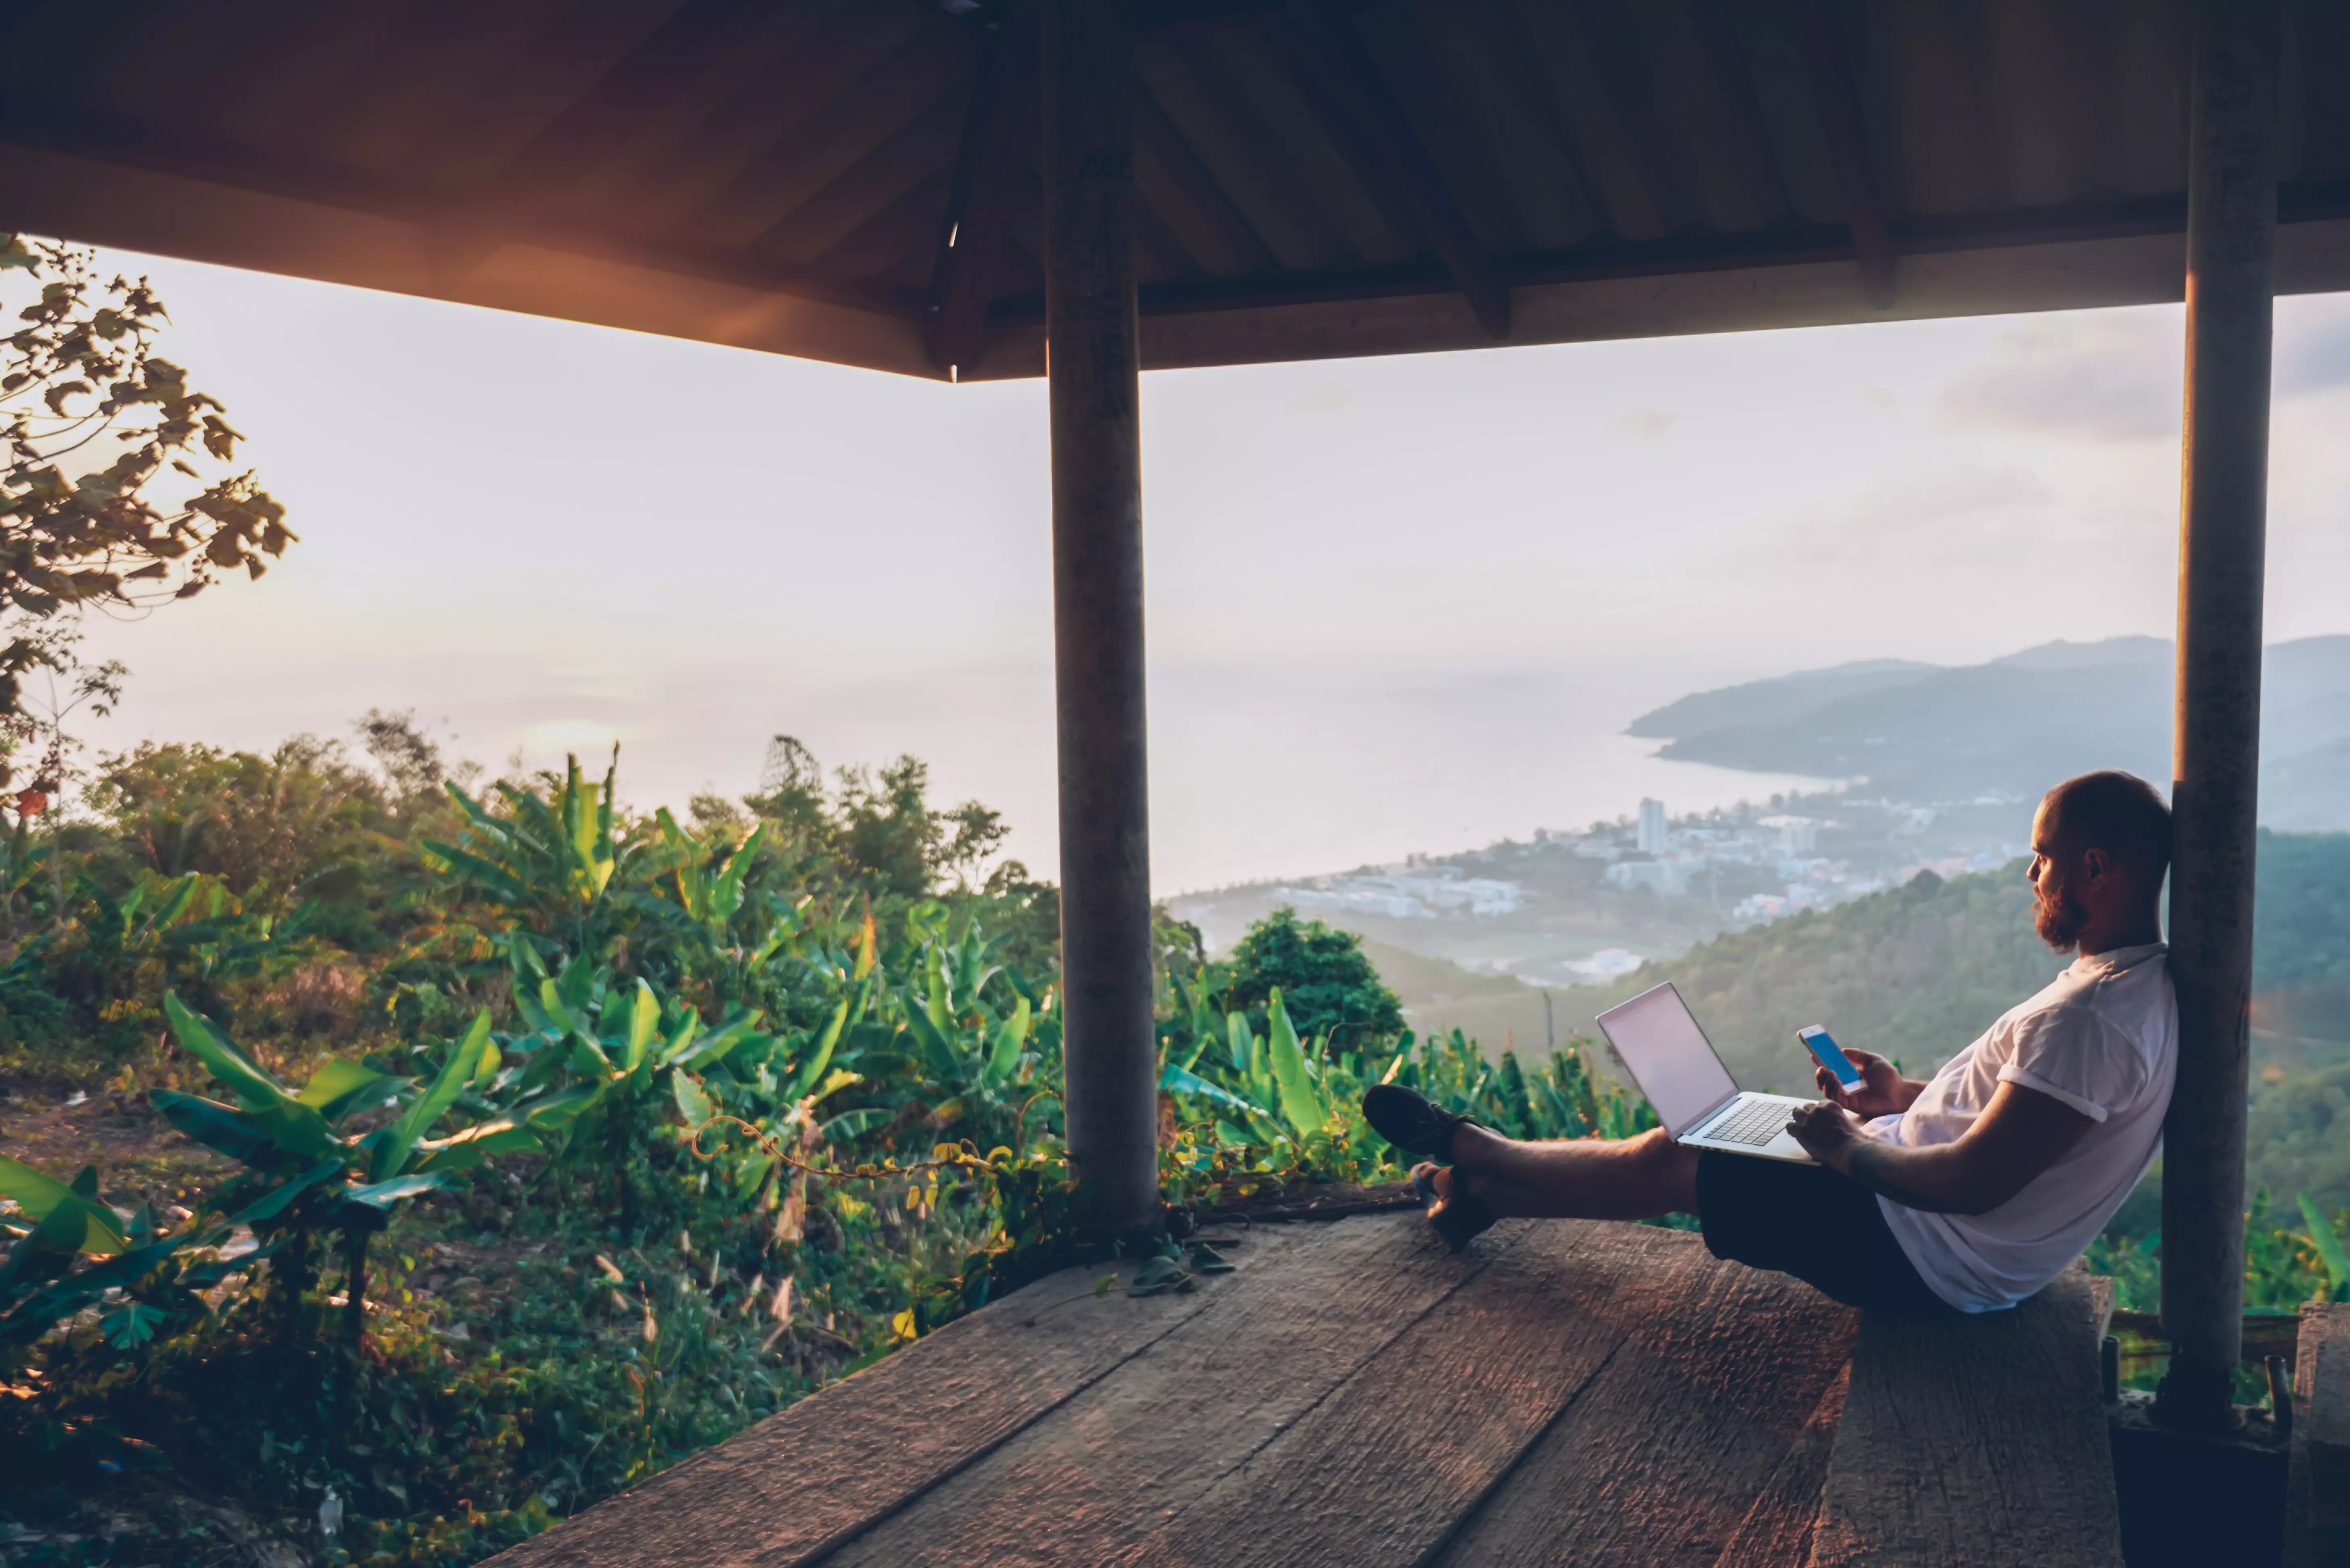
[1787,1082,2097,1217]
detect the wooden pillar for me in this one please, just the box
[1044,0,1157,1235]
[2159,0,2278,1432]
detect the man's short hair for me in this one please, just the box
[2044,770,2173,886]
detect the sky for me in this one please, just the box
[41,247,2350,892]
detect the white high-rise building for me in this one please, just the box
[1637,798,1667,855]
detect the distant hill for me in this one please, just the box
[1560,867,2055,1092]
[1624,659,1939,741]
[1626,636,2350,826]
[1527,833,2350,1212]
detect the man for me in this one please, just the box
[1363,770,2178,1315]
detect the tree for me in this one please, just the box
[1216,906,1405,1049]
[743,739,1010,899]
[0,236,291,715]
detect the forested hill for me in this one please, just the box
[1566,865,2054,1093]
[1627,636,2350,829]
[1561,830,2350,1096]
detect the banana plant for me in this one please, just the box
[152,992,553,1346]
[471,934,841,1233]
[639,809,824,1007]
[1159,988,1335,1149]
[0,1151,348,1354]
[890,921,1054,1156]
[157,887,324,987]
[2297,1193,2350,1297]
[420,749,651,955]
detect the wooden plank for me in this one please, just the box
[756,89,970,267]
[1713,1367,1849,1568]
[1199,1177,1421,1224]
[1429,1236,1859,1567]
[2288,1302,2350,1568]
[927,0,1037,372]
[819,1212,1535,1568]
[1132,85,1270,278]
[679,25,969,252]
[1134,32,1344,271]
[1792,0,1896,305]
[484,1229,1317,1568]
[1807,1271,2124,1568]
[1116,1222,1724,1568]
[1275,0,1511,337]
[627,2,923,237]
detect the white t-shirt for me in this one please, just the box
[1863,942,2177,1313]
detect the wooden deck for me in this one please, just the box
[490,1214,2122,1568]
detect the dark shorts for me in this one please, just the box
[1695,1150,1957,1317]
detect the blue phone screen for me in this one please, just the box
[1802,1027,1863,1086]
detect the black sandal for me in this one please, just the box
[1412,1167,1498,1252]
[1362,1084,1484,1162]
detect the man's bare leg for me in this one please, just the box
[1415,1124,1701,1224]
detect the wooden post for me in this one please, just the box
[1044,0,1157,1236]
[2158,0,2278,1432]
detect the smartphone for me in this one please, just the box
[1798,1026,1864,1088]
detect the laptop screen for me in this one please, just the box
[1593,983,1738,1138]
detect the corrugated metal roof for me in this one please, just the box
[2,0,2344,378]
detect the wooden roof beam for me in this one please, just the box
[1793,0,1895,307]
[1274,0,1511,340]
[930,1,1039,376]
[493,0,778,193]
[0,106,921,318]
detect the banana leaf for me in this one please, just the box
[621,980,659,1072]
[299,1058,404,1123]
[2299,1192,2350,1291]
[820,1107,891,1141]
[1266,992,1328,1140]
[0,1232,193,1347]
[230,1157,347,1228]
[371,1011,491,1181]
[516,1084,604,1129]
[987,996,1031,1082]
[780,999,850,1103]
[1158,1064,1260,1116]
[672,1072,713,1127]
[341,1172,448,1211]
[149,1091,287,1170]
[900,1002,965,1086]
[1228,1013,1257,1082]
[0,1155,127,1254]
[707,819,763,924]
[163,994,291,1110]
[409,1119,543,1174]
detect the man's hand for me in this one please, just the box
[1815,1048,1916,1120]
[1787,1101,1865,1173]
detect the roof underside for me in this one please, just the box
[6,0,2349,380]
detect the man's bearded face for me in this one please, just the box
[2034,873,2090,949]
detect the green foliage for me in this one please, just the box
[421,752,651,959]
[1572,868,2054,1089]
[1212,905,1406,1049]
[6,752,2343,1565]
[0,237,291,715]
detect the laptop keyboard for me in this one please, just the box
[1695,1097,1789,1147]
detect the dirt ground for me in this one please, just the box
[0,1077,232,1211]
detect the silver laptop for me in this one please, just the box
[1594,982,1815,1163]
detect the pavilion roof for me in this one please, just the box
[5,0,2348,379]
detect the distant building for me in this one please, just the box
[1606,858,1692,896]
[1637,798,1667,855]
[1566,947,1646,981]
[1278,870,1522,921]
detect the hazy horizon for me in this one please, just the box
[42,246,2350,892]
